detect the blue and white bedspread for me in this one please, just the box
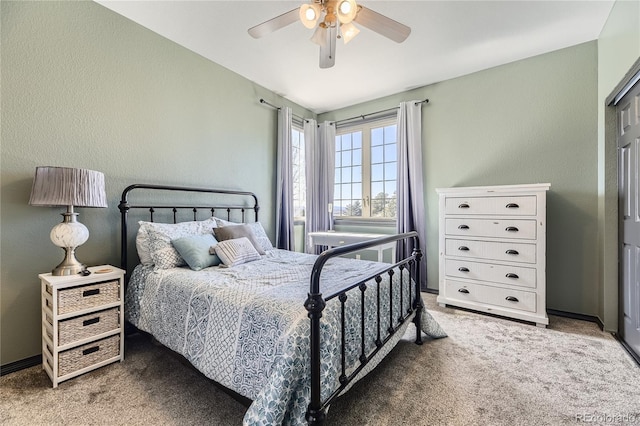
[125,249,446,425]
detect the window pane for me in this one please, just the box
[334,184,341,198]
[371,164,384,181]
[342,150,351,167]
[352,148,362,166]
[371,146,384,163]
[341,183,352,199]
[384,162,397,180]
[342,134,352,150]
[342,167,351,182]
[292,128,306,218]
[384,125,396,143]
[352,166,362,182]
[335,168,341,184]
[371,181,384,197]
[372,127,383,146]
[384,143,397,162]
[352,132,362,149]
[385,180,397,196]
[352,183,362,199]
[335,138,341,152]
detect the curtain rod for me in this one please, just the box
[259,99,305,122]
[260,97,429,125]
[333,98,429,126]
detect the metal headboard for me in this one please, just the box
[118,184,260,275]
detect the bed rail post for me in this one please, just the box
[412,241,424,346]
[118,195,130,273]
[305,255,329,425]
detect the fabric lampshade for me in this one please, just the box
[29,166,107,208]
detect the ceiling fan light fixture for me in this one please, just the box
[337,0,358,24]
[300,3,321,29]
[340,21,360,44]
[311,24,328,47]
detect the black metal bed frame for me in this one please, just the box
[118,184,424,426]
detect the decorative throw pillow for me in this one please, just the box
[171,234,221,271]
[214,237,261,267]
[214,218,274,253]
[140,217,217,269]
[136,222,154,266]
[213,224,266,255]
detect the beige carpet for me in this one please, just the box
[2,294,640,425]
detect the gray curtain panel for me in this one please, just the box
[396,100,427,289]
[304,120,336,254]
[276,106,295,250]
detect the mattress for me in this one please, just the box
[125,249,446,425]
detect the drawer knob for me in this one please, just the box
[505,249,519,255]
[505,226,519,232]
[458,288,470,294]
[505,203,520,209]
[458,224,469,230]
[458,267,470,272]
[82,346,100,356]
[82,288,100,297]
[458,246,470,251]
[458,203,470,209]
[82,317,100,327]
[505,296,519,302]
[505,273,519,279]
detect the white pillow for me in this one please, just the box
[214,237,261,267]
[137,217,217,269]
[214,218,274,252]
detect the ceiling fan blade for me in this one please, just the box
[354,6,411,43]
[248,8,299,39]
[319,25,337,69]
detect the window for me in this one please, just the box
[292,126,306,219]
[334,118,397,218]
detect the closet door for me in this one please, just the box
[618,78,640,357]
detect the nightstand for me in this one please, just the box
[40,265,125,387]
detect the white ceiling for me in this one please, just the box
[96,1,614,114]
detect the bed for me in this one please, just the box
[119,184,446,425]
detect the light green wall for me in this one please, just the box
[0,1,312,365]
[320,42,600,315]
[597,0,640,330]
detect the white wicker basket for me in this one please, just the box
[57,334,120,377]
[50,280,120,315]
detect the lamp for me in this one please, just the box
[29,166,107,276]
[301,0,361,45]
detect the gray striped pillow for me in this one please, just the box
[213,237,261,267]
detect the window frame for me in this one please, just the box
[334,116,398,221]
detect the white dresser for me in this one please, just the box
[436,184,550,327]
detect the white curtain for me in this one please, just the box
[304,120,336,254]
[396,100,426,288]
[275,106,294,250]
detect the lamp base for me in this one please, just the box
[52,247,87,276]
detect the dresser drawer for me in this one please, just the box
[56,335,120,378]
[47,280,120,315]
[445,238,536,264]
[46,307,120,346]
[445,259,536,288]
[445,196,537,216]
[445,280,537,313]
[445,218,537,240]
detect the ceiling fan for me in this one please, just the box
[248,0,411,69]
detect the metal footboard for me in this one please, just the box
[304,231,423,425]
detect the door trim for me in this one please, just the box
[607,56,640,106]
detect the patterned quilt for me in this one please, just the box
[125,249,446,425]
